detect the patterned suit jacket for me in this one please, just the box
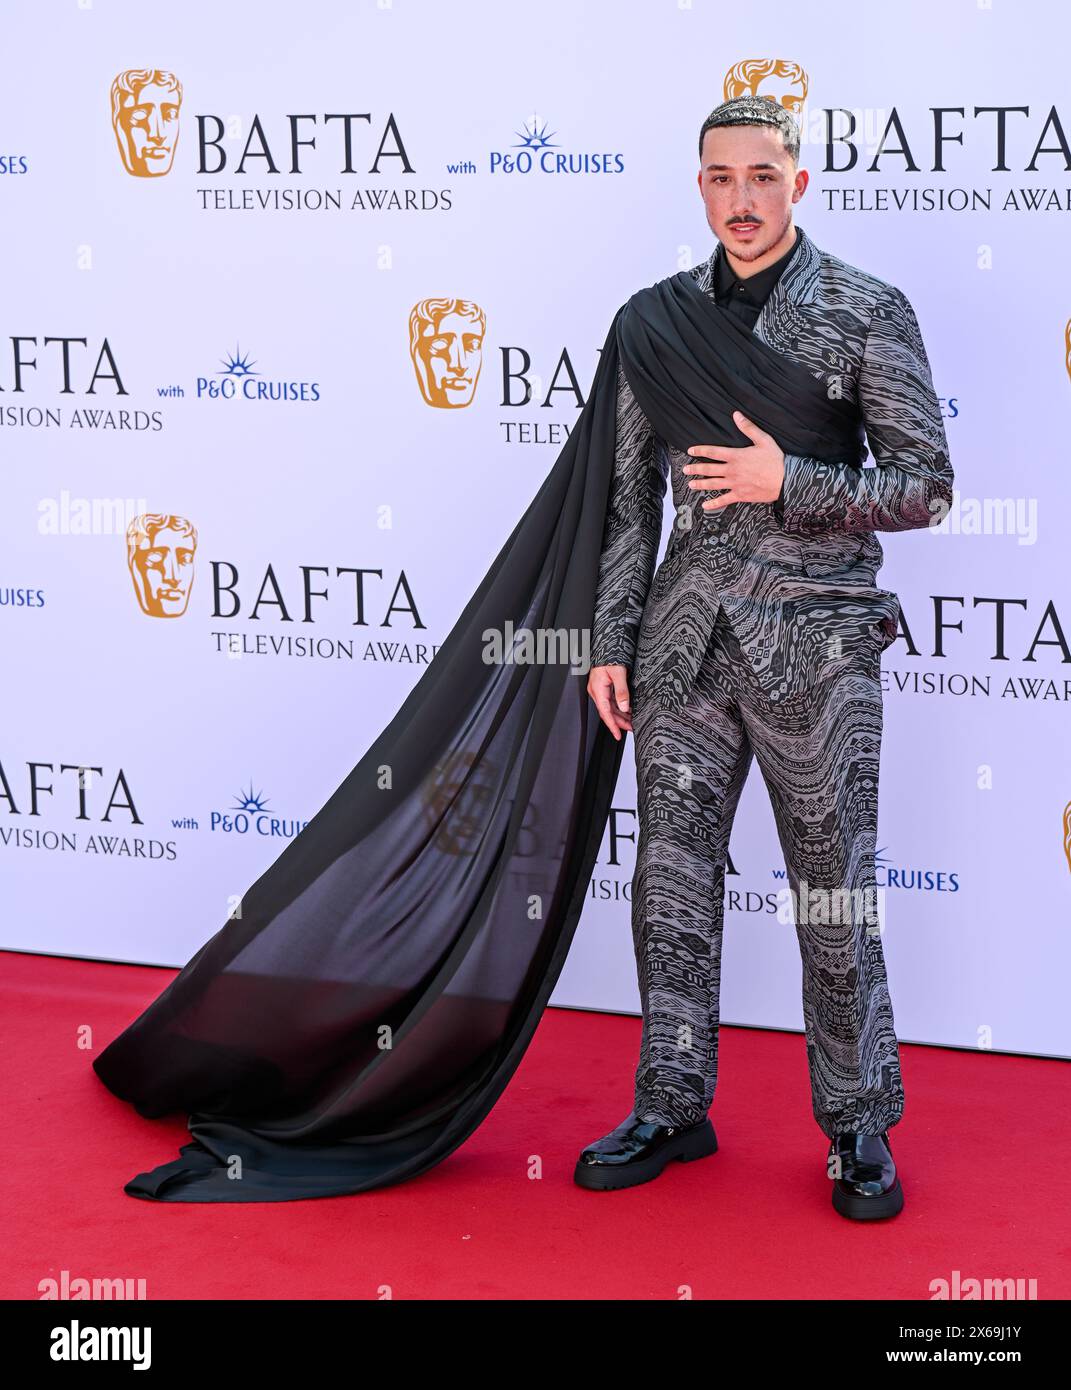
[589,223,954,712]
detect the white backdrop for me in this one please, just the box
[2,0,1068,1059]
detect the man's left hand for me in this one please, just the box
[684,410,785,509]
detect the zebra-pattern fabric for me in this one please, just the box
[630,603,904,1136]
[589,223,954,714]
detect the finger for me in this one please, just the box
[685,445,737,465]
[687,472,732,490]
[596,698,621,740]
[702,490,739,510]
[732,410,770,442]
[685,448,747,473]
[606,673,633,739]
[588,673,624,741]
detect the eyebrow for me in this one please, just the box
[703,162,781,171]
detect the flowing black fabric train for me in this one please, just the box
[92,263,867,1202]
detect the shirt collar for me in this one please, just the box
[713,227,803,304]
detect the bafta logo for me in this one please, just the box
[1063,800,1071,874]
[111,69,183,177]
[1064,318,1071,384]
[409,298,486,408]
[422,750,490,855]
[127,513,197,618]
[723,59,809,119]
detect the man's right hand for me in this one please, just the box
[587,664,633,741]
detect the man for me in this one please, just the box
[578,95,953,1220]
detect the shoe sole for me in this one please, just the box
[831,1175,904,1220]
[573,1120,718,1191]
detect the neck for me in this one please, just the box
[724,221,798,279]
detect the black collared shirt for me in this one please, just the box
[713,230,802,329]
[712,229,803,512]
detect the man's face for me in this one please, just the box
[697,123,806,264]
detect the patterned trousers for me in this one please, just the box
[630,604,905,1138]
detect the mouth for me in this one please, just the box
[727,220,761,237]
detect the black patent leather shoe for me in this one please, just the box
[829,1130,904,1220]
[574,1110,717,1191]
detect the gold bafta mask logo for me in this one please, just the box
[410,298,486,408]
[1063,800,1071,874]
[111,69,182,177]
[1064,318,1071,384]
[420,750,491,855]
[127,513,197,618]
[723,59,809,119]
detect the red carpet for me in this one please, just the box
[3,949,1068,1301]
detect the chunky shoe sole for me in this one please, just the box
[831,1175,904,1220]
[573,1120,718,1191]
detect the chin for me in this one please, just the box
[719,230,765,254]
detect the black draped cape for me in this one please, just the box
[92,266,866,1201]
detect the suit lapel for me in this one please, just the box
[697,223,821,352]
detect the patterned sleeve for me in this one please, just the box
[589,362,669,670]
[773,284,954,535]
